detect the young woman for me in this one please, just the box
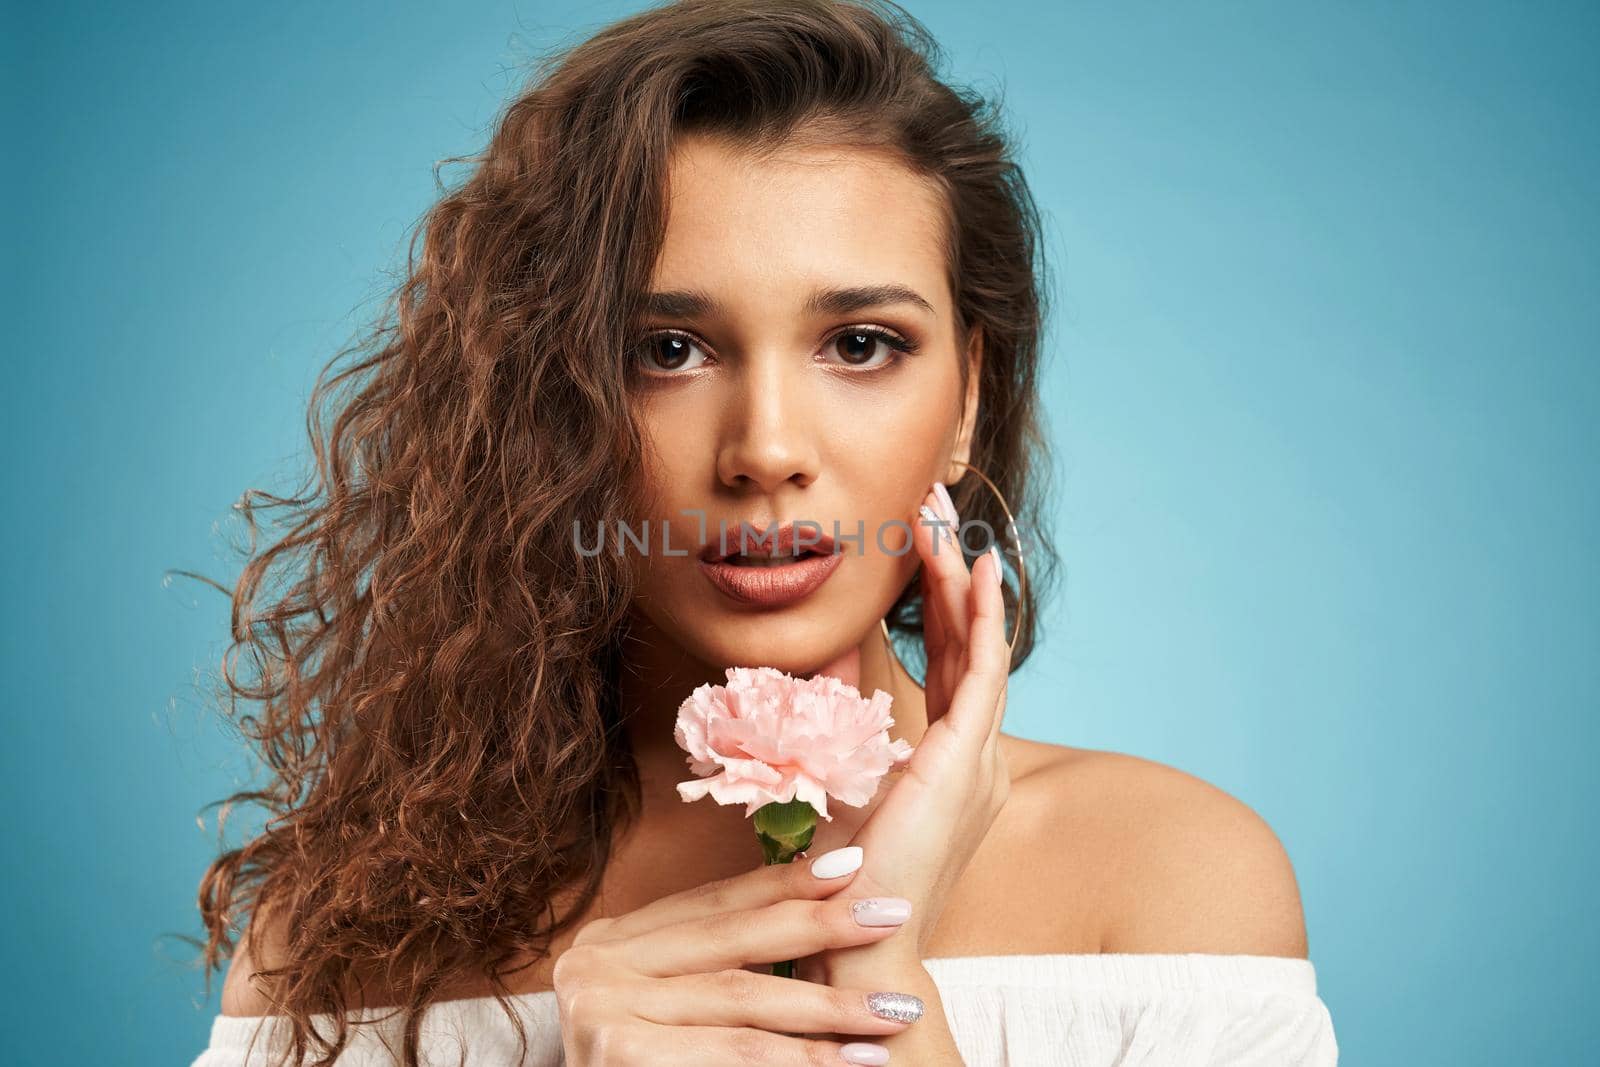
[191,1,1338,1064]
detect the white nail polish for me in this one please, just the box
[932,481,958,526]
[809,845,863,879]
[841,1042,890,1065]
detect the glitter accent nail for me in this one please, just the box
[918,503,956,548]
[866,991,925,1023]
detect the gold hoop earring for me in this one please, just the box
[878,458,1029,685]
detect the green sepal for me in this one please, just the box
[754,798,818,865]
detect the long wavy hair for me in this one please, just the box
[191,1,1059,1063]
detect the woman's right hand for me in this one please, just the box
[553,844,924,1066]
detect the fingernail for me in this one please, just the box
[852,897,913,927]
[988,544,1003,584]
[918,503,955,549]
[810,846,863,879]
[932,481,958,526]
[840,1042,890,1065]
[866,991,925,1023]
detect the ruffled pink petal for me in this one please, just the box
[673,665,911,823]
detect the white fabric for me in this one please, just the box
[191,952,1338,1066]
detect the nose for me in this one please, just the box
[714,354,821,495]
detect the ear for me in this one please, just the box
[946,324,984,483]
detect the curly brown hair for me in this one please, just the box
[190,1,1059,1063]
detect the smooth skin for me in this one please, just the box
[222,134,1310,1064]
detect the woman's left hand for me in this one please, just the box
[799,481,1014,977]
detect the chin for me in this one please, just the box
[684,617,860,676]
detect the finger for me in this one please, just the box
[979,545,1013,748]
[988,666,1011,749]
[913,485,971,721]
[920,559,948,662]
[932,481,980,702]
[912,496,953,716]
[917,487,970,651]
[580,846,866,945]
[618,1021,889,1067]
[920,573,950,718]
[612,893,913,978]
[916,492,950,638]
[633,970,921,1038]
[944,545,1011,752]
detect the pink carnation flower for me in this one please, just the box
[674,666,914,821]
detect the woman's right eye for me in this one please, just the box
[633,331,711,374]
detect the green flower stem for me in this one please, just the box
[753,799,818,979]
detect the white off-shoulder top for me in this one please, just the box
[192,952,1339,1066]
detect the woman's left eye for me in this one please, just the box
[823,326,918,369]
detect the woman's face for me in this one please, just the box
[626,132,979,675]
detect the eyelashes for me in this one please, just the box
[629,324,921,377]
[828,326,921,368]
[633,331,709,374]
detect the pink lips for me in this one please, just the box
[698,551,843,607]
[697,521,843,608]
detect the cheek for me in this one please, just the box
[831,413,937,510]
[633,394,710,509]
[822,371,963,498]
[625,400,715,597]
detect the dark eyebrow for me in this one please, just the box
[641,283,936,320]
[805,283,936,318]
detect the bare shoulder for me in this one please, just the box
[219,901,290,1017]
[1000,736,1310,958]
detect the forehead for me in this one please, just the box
[651,133,953,316]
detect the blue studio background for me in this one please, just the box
[4,1,1595,1063]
